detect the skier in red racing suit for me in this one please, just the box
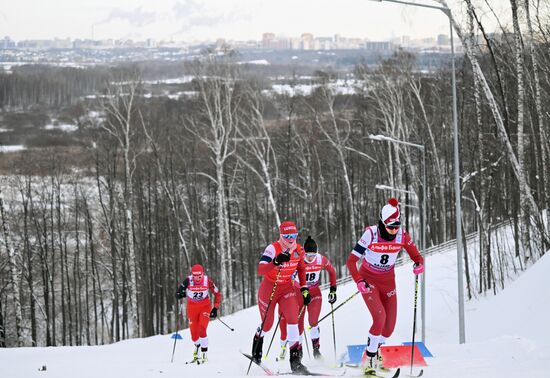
[251,221,311,374]
[279,236,337,360]
[176,264,221,363]
[346,198,424,375]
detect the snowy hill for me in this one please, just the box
[2,248,549,378]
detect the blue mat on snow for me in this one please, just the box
[401,341,433,357]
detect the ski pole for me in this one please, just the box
[298,303,306,320]
[298,305,311,360]
[218,317,234,331]
[170,300,183,363]
[330,302,337,364]
[410,274,420,375]
[263,315,282,361]
[314,291,359,326]
[247,267,282,375]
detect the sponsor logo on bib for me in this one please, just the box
[368,243,402,253]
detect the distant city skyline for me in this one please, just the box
[0,0,511,43]
[1,30,457,53]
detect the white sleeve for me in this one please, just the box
[260,244,276,264]
[351,227,373,258]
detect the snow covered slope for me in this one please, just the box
[2,249,549,378]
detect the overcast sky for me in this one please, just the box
[0,0,510,42]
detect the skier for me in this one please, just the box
[251,220,311,374]
[278,236,337,360]
[346,198,424,376]
[176,264,221,363]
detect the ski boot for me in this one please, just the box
[251,333,264,363]
[289,344,309,374]
[312,338,322,360]
[200,347,208,363]
[362,350,379,376]
[278,342,288,361]
[191,344,200,363]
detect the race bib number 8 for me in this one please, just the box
[364,243,401,272]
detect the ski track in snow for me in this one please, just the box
[1,248,549,377]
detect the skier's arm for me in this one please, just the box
[323,256,337,287]
[347,227,373,283]
[208,278,222,308]
[257,244,278,276]
[297,255,307,288]
[402,231,424,265]
[176,277,190,299]
[346,254,361,283]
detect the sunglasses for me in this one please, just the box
[386,224,400,230]
[282,233,298,239]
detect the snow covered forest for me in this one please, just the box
[1,0,550,349]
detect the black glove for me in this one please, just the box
[328,286,337,304]
[210,307,218,319]
[176,283,187,299]
[273,250,291,266]
[301,287,311,306]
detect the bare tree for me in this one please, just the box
[237,82,281,225]
[409,79,447,242]
[308,85,356,241]
[101,77,144,338]
[439,0,544,246]
[524,0,549,209]
[0,188,24,346]
[510,0,532,261]
[185,55,239,312]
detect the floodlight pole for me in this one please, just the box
[371,136,426,344]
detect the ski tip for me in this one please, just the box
[403,368,424,378]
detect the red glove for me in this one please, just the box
[413,263,424,275]
[357,280,371,294]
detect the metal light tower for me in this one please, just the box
[370,135,427,343]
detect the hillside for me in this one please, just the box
[1,248,549,377]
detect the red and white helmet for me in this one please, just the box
[380,198,401,226]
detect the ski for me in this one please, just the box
[276,367,346,376]
[363,367,400,378]
[241,351,277,376]
[184,358,201,365]
[345,365,400,378]
[402,369,423,377]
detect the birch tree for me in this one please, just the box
[101,77,144,338]
[438,0,546,247]
[524,0,549,209]
[510,0,532,260]
[186,55,238,312]
[308,85,356,241]
[0,188,24,346]
[237,82,281,225]
[409,79,447,242]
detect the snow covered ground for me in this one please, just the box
[2,247,549,377]
[0,145,26,153]
[44,123,78,132]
